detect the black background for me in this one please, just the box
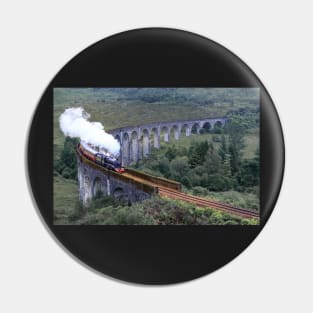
[27,28,284,284]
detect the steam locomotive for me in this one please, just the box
[78,141,125,173]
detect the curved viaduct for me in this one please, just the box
[76,147,258,219]
[76,148,181,206]
[108,117,227,166]
[77,150,155,206]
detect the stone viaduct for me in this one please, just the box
[77,150,155,206]
[77,148,181,206]
[108,117,228,166]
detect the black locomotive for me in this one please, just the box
[78,141,124,173]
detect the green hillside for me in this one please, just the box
[53,87,259,158]
[54,88,259,130]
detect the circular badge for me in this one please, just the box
[27,28,284,284]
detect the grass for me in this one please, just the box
[243,129,259,159]
[148,130,259,160]
[53,175,78,224]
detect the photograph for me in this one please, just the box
[53,88,260,225]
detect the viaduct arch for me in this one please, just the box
[109,117,228,166]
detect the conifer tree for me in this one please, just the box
[219,135,228,162]
[227,118,245,174]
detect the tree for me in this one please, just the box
[165,145,178,161]
[188,141,209,168]
[204,142,221,175]
[226,118,245,174]
[158,157,170,176]
[57,137,79,179]
[222,153,232,178]
[237,149,260,188]
[207,174,232,191]
[218,135,228,162]
[169,157,190,180]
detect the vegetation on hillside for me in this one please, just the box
[55,192,257,225]
[54,88,259,108]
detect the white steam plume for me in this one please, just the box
[59,107,120,156]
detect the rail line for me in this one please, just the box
[158,186,259,219]
[122,169,259,219]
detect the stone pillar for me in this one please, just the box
[118,132,123,165]
[138,137,143,160]
[122,142,129,166]
[186,126,191,136]
[153,132,160,148]
[77,161,83,202]
[107,178,111,196]
[131,137,139,163]
[164,131,169,142]
[143,134,150,156]
[83,175,92,206]
[174,128,180,140]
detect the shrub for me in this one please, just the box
[169,157,190,180]
[158,157,170,176]
[61,167,71,179]
[68,200,86,222]
[192,186,209,196]
[212,134,221,142]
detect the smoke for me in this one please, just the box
[59,107,120,156]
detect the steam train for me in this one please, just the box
[78,141,125,173]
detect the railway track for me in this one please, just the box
[158,186,259,219]
[122,169,259,220]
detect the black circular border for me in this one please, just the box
[27,28,285,284]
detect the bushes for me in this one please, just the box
[68,200,86,222]
[158,157,170,176]
[188,141,209,168]
[202,190,259,211]
[192,186,209,196]
[207,174,233,191]
[237,156,260,188]
[61,167,72,179]
[169,157,189,180]
[91,191,126,209]
[212,134,221,142]
[66,194,255,225]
